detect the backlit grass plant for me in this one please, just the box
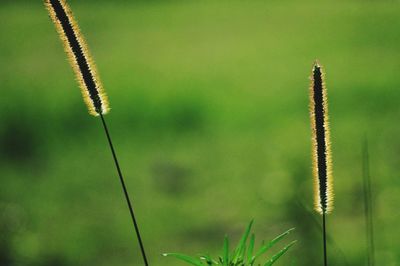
[44,0,149,264]
[309,61,334,266]
[164,220,296,266]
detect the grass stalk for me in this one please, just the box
[362,138,375,266]
[100,113,149,266]
[44,0,149,264]
[295,200,350,266]
[322,212,327,266]
[309,61,333,266]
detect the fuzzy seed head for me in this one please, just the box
[45,0,109,116]
[309,61,334,214]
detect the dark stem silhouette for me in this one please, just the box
[100,113,149,266]
[322,212,328,266]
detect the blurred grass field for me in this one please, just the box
[1,0,400,265]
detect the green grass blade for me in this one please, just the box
[263,240,297,266]
[253,244,268,263]
[200,254,218,265]
[269,228,295,248]
[163,253,204,266]
[253,228,295,261]
[247,233,255,264]
[232,220,254,263]
[222,235,229,265]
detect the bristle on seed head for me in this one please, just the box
[309,61,334,214]
[45,0,109,116]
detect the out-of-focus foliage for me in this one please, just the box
[0,0,399,265]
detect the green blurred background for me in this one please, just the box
[1,0,400,265]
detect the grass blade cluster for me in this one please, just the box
[164,220,296,266]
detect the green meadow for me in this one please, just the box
[0,0,399,265]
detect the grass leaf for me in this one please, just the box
[253,228,295,262]
[163,253,204,266]
[232,219,254,263]
[269,228,295,250]
[222,235,229,265]
[247,233,255,265]
[200,254,218,265]
[263,240,297,266]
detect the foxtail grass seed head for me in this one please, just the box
[309,61,334,214]
[45,0,109,116]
